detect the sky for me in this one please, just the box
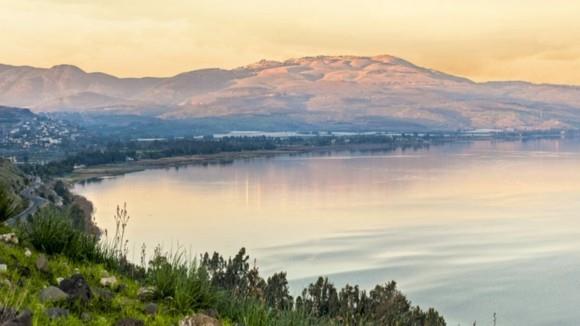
[2,0,580,84]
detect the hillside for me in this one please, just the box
[0,158,27,218]
[2,55,580,130]
[0,106,82,157]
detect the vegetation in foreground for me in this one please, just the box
[0,161,445,325]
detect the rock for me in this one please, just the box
[143,302,158,316]
[35,255,49,273]
[0,309,32,326]
[137,286,156,301]
[115,318,145,326]
[0,264,7,273]
[23,249,31,258]
[39,286,69,303]
[45,307,69,319]
[0,306,17,321]
[99,276,118,288]
[2,309,33,326]
[0,233,18,245]
[179,313,222,326]
[92,287,114,301]
[59,274,92,303]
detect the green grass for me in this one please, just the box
[0,239,181,325]
[0,232,321,326]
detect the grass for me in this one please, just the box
[0,239,179,325]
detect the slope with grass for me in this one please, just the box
[0,158,28,222]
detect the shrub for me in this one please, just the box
[19,207,75,255]
[147,247,217,313]
[18,207,105,263]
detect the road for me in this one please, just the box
[7,178,49,225]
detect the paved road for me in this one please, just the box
[7,180,48,225]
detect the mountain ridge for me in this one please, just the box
[1,55,580,130]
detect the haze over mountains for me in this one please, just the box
[2,55,580,131]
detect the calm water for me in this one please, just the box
[74,139,580,325]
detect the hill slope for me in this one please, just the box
[2,55,580,130]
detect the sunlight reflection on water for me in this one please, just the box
[75,139,580,325]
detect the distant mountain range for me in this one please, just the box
[2,55,580,131]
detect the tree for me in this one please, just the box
[265,272,293,310]
[301,277,340,318]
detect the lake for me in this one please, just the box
[74,139,580,325]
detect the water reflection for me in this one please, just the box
[74,139,580,325]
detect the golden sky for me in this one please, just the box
[2,0,580,84]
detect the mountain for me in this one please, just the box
[2,55,580,130]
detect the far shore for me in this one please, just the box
[63,143,427,184]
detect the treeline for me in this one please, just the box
[21,134,437,178]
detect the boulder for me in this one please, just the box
[179,313,222,326]
[39,286,68,303]
[0,233,18,245]
[137,286,156,301]
[45,307,68,319]
[0,308,32,326]
[92,287,114,301]
[35,255,49,273]
[143,303,158,316]
[59,274,92,303]
[99,276,118,288]
[115,318,145,326]
[0,307,17,322]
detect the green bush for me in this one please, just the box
[19,207,75,255]
[147,249,217,313]
[18,207,104,263]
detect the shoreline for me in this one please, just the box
[64,143,432,183]
[65,149,299,183]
